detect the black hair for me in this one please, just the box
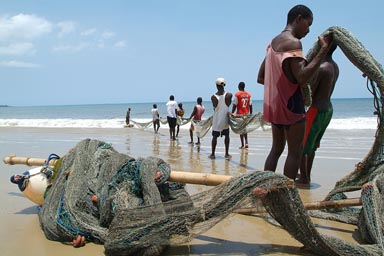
[329,42,337,54]
[238,81,245,90]
[287,5,313,24]
[153,104,157,108]
[170,95,174,100]
[197,97,202,103]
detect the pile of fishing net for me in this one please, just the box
[39,138,383,255]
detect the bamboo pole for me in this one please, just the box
[4,155,232,186]
[4,155,59,167]
[3,155,363,210]
[168,171,232,186]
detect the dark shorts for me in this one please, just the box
[167,116,177,128]
[303,107,333,154]
[212,128,229,138]
[272,117,305,130]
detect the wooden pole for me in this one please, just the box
[304,197,362,210]
[3,155,59,166]
[3,155,363,210]
[234,197,362,214]
[168,171,232,186]
[3,155,232,186]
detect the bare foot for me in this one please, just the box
[225,154,232,160]
[244,144,248,149]
[209,154,215,159]
[295,179,311,189]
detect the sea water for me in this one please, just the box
[0,98,379,129]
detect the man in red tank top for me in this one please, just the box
[257,4,333,181]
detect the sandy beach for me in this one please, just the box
[0,126,376,256]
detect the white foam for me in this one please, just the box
[0,117,378,130]
[328,117,377,130]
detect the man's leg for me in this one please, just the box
[284,121,305,179]
[244,133,248,148]
[210,133,218,159]
[239,134,244,148]
[264,124,286,172]
[224,132,231,159]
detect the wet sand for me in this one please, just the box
[0,126,375,255]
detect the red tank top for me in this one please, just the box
[263,45,306,125]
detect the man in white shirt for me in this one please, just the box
[166,95,178,140]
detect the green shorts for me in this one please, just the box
[303,107,333,155]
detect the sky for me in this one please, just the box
[0,0,383,106]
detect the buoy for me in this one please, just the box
[10,166,51,206]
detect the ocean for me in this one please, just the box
[0,98,379,130]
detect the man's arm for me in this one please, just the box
[190,106,197,119]
[232,104,237,113]
[287,35,332,86]
[211,95,218,109]
[257,58,266,85]
[225,93,233,107]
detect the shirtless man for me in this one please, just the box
[189,97,205,145]
[297,43,339,187]
[257,4,332,180]
[210,77,232,159]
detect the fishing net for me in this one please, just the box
[131,114,270,138]
[192,113,270,139]
[131,117,191,129]
[35,26,384,255]
[304,26,384,252]
[38,138,383,255]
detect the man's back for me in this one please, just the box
[311,58,339,110]
[234,90,252,115]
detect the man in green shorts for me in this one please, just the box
[297,43,339,187]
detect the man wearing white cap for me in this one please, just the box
[209,77,233,159]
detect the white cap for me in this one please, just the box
[215,77,226,86]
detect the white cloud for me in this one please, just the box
[0,14,52,41]
[101,31,115,39]
[52,42,90,53]
[0,60,41,68]
[114,40,127,48]
[57,21,76,37]
[81,28,97,37]
[0,43,36,55]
